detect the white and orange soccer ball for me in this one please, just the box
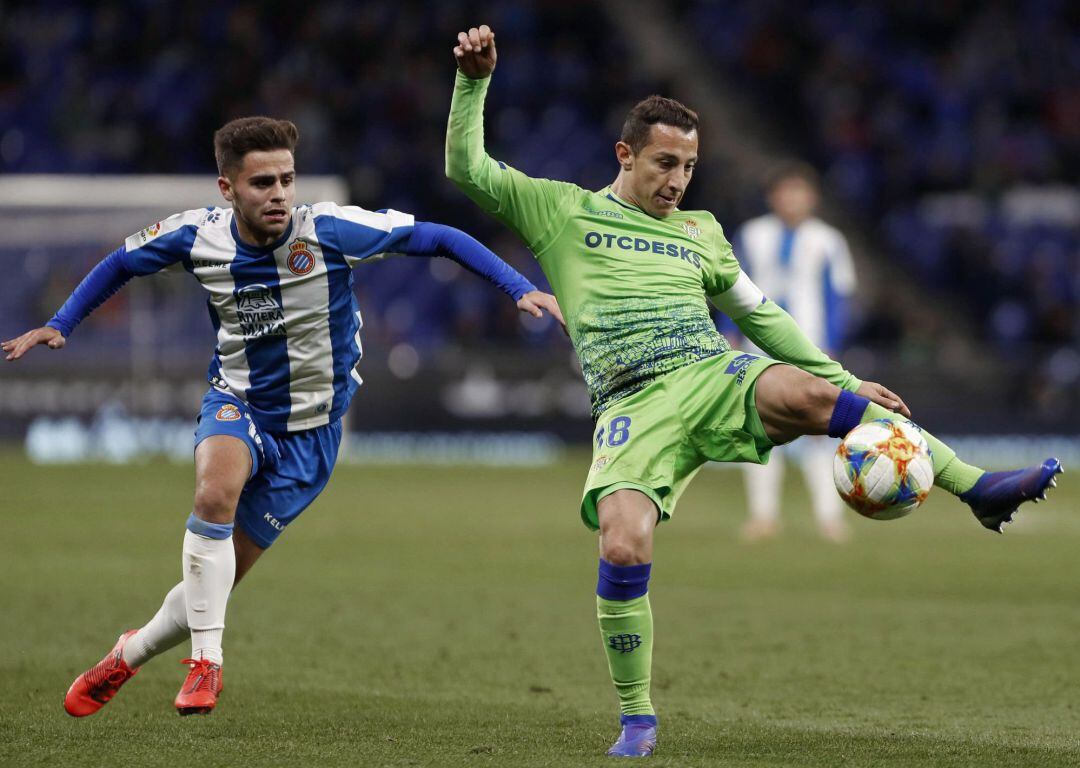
[833,419,934,520]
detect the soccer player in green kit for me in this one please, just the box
[446,24,1063,758]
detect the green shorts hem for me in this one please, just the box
[580,481,667,532]
[744,374,778,457]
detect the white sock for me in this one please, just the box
[183,528,235,666]
[801,437,844,526]
[744,453,784,523]
[121,582,189,668]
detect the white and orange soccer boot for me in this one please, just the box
[63,630,140,717]
[175,658,223,715]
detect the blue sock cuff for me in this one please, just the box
[621,714,658,727]
[597,560,651,601]
[827,389,871,438]
[185,512,234,540]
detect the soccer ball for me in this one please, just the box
[833,419,933,520]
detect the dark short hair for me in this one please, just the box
[620,95,699,154]
[213,116,299,176]
[765,160,820,192]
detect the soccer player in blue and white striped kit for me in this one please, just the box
[736,163,859,542]
[2,117,563,717]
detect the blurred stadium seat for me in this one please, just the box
[0,0,1075,442]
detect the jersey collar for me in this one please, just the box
[602,186,675,219]
[230,213,294,253]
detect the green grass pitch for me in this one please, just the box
[1,452,1077,767]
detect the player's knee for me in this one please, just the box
[192,485,239,525]
[601,540,647,566]
[600,530,650,565]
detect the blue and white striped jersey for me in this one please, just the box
[121,203,414,432]
[735,214,856,351]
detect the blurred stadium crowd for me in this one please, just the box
[0,1,1076,424]
[685,0,1078,358]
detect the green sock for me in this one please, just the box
[861,402,984,495]
[597,594,654,716]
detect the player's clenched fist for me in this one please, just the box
[454,25,496,79]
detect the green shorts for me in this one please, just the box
[580,351,782,530]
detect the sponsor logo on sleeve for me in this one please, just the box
[137,221,163,245]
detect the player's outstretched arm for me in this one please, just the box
[401,221,565,330]
[446,24,507,213]
[4,246,137,362]
[446,25,581,254]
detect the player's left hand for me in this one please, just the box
[454,25,497,79]
[2,326,67,361]
[516,290,566,332]
[856,380,911,418]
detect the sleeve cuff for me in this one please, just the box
[45,318,72,337]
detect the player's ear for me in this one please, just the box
[218,175,234,202]
[615,141,634,171]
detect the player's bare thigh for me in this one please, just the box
[193,435,250,525]
[753,364,841,445]
[597,489,658,565]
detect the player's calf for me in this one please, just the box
[753,365,839,444]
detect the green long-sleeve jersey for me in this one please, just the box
[446,71,861,420]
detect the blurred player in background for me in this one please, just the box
[3,117,562,718]
[447,24,1061,757]
[735,163,857,543]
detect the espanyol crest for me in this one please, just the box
[215,404,242,421]
[287,240,316,275]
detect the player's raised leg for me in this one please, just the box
[173,434,249,715]
[596,488,659,757]
[753,364,1062,531]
